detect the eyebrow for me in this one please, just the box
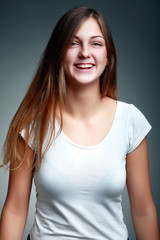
[73,35,105,40]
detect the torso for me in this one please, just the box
[29,100,151,239]
[30,100,132,239]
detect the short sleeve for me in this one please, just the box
[127,104,152,153]
[20,124,36,151]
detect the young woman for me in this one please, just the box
[0,6,159,240]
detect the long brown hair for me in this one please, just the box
[2,6,117,171]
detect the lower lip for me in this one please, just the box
[74,65,95,72]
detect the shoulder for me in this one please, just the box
[121,102,152,153]
[102,98,151,124]
[116,100,145,117]
[101,98,131,120]
[117,99,131,110]
[117,100,151,131]
[104,97,131,111]
[114,100,152,154]
[117,101,149,124]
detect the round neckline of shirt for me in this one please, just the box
[55,100,120,150]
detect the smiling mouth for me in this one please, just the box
[74,64,95,69]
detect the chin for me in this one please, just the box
[76,78,99,85]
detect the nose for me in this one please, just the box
[78,45,91,58]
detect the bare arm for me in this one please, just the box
[0,136,35,240]
[126,137,160,240]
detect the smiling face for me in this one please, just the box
[63,17,107,87]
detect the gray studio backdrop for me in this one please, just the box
[0,0,159,239]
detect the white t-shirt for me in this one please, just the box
[21,101,152,240]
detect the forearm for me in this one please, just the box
[0,205,28,240]
[132,204,160,240]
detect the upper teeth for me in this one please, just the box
[76,64,93,68]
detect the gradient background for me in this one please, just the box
[0,0,159,239]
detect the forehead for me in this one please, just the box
[74,17,103,37]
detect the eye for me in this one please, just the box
[92,42,103,46]
[71,41,78,46]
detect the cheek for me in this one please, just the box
[63,55,71,66]
[102,49,107,62]
[95,50,107,65]
[63,50,76,64]
[63,53,72,73]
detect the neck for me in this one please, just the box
[63,80,103,119]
